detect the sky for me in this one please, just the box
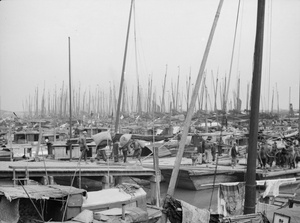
[0,0,300,113]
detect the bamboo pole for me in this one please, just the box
[166,0,224,198]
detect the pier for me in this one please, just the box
[0,160,156,189]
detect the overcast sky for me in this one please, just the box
[0,0,299,113]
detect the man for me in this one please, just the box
[230,142,238,168]
[132,139,142,164]
[191,133,203,164]
[217,138,223,156]
[120,140,130,163]
[95,141,108,162]
[211,142,217,162]
[45,137,53,157]
[78,131,89,163]
[260,142,268,169]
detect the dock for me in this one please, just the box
[0,160,156,189]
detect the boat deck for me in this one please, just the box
[141,156,300,190]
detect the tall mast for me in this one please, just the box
[298,77,300,134]
[244,0,265,214]
[237,74,240,112]
[175,66,180,111]
[115,0,134,133]
[68,37,73,153]
[161,65,168,112]
[186,68,191,112]
[166,0,224,197]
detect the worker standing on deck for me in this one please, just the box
[216,138,223,156]
[78,131,89,164]
[112,135,120,163]
[230,142,238,168]
[211,142,217,162]
[260,142,268,169]
[120,140,131,163]
[45,137,53,157]
[95,141,108,162]
[267,142,276,167]
[132,139,142,164]
[191,133,203,164]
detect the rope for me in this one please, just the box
[225,0,241,109]
[61,149,84,221]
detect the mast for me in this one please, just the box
[298,77,300,134]
[186,68,191,112]
[244,0,265,214]
[175,66,180,111]
[115,0,134,133]
[68,37,73,160]
[161,65,168,112]
[271,87,274,114]
[166,0,224,197]
[237,74,240,112]
[246,82,250,111]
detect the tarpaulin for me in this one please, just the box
[218,182,245,217]
[92,131,112,146]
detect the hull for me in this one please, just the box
[161,168,241,190]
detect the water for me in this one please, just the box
[143,181,219,212]
[144,181,300,213]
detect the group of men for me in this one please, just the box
[190,134,222,165]
[257,140,300,169]
[78,130,142,164]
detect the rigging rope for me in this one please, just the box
[225,0,241,111]
[19,180,45,222]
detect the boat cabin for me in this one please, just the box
[13,131,39,144]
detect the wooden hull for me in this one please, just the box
[161,168,241,190]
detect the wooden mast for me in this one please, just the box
[298,77,300,134]
[161,65,168,112]
[186,68,191,112]
[175,66,180,111]
[166,0,224,197]
[244,0,265,214]
[115,0,134,134]
[68,37,73,160]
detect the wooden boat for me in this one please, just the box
[81,184,161,222]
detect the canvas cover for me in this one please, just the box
[218,182,245,217]
[92,131,112,146]
[181,200,210,223]
[119,134,132,147]
[0,185,85,201]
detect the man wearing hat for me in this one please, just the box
[78,131,89,163]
